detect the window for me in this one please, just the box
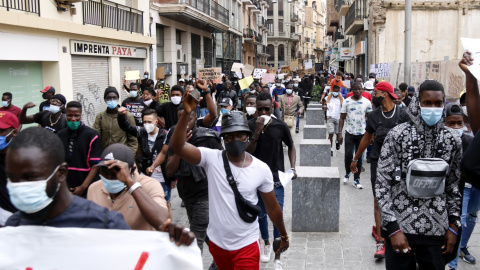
[267,45,274,61]
[216,33,223,58]
[278,44,284,61]
[278,0,283,16]
[204,37,213,67]
[267,19,274,32]
[267,1,273,16]
[176,31,181,45]
[279,19,283,32]
[191,34,201,59]
[156,25,164,63]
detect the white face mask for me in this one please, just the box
[171,96,182,105]
[454,128,464,137]
[144,75,148,79]
[144,99,153,106]
[144,123,156,133]
[286,89,293,95]
[260,115,271,125]
[246,106,256,116]
[250,90,256,94]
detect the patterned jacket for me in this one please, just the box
[375,87,461,245]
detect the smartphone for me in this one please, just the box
[190,88,201,101]
[273,239,287,253]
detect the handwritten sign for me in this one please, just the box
[261,73,276,83]
[243,64,255,76]
[125,70,140,80]
[305,68,315,75]
[268,68,277,74]
[461,37,480,80]
[304,60,313,70]
[280,66,290,74]
[343,80,351,89]
[239,76,254,90]
[231,63,244,73]
[156,66,165,79]
[253,68,267,79]
[289,60,298,71]
[259,65,269,69]
[0,226,202,269]
[370,63,391,78]
[198,67,222,83]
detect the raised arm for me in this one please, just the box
[198,80,217,127]
[117,107,140,137]
[19,102,36,124]
[459,51,480,134]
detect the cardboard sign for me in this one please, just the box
[259,65,269,70]
[197,67,222,83]
[243,64,255,76]
[261,73,276,83]
[289,60,298,72]
[252,68,267,79]
[305,68,315,75]
[268,68,277,74]
[156,66,165,79]
[0,226,202,269]
[125,70,140,80]
[280,66,290,74]
[231,63,244,72]
[238,76,254,90]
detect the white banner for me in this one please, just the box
[0,226,202,269]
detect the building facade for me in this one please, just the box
[242,0,270,67]
[0,0,152,126]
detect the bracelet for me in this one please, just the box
[128,182,142,194]
[352,159,358,162]
[389,228,403,238]
[448,227,458,236]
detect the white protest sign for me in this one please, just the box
[253,68,267,79]
[370,63,391,78]
[343,80,351,89]
[304,60,313,70]
[461,37,480,80]
[0,226,202,269]
[278,170,295,187]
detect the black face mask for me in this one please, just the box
[225,140,248,157]
[372,95,384,107]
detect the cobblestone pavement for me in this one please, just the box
[169,111,480,270]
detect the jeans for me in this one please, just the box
[366,144,372,158]
[160,182,171,202]
[385,238,445,270]
[344,132,364,180]
[197,107,208,118]
[257,186,284,240]
[448,186,480,268]
[185,200,209,253]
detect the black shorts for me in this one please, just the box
[370,158,379,197]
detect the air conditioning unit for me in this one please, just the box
[176,45,183,62]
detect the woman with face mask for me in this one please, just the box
[19,94,67,134]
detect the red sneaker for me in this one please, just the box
[372,226,379,242]
[374,241,385,259]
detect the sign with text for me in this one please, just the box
[339,47,353,60]
[305,68,315,75]
[198,67,222,83]
[304,60,313,70]
[289,59,299,71]
[315,63,324,72]
[343,80,351,89]
[261,73,276,83]
[156,66,165,79]
[231,63,244,72]
[239,76,254,89]
[70,40,146,58]
[370,63,391,78]
[253,68,267,79]
[280,66,290,74]
[243,64,255,76]
[0,226,202,269]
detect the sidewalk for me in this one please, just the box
[169,112,480,270]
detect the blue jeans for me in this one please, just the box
[196,107,208,118]
[448,186,480,268]
[257,186,284,240]
[160,182,172,202]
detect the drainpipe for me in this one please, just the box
[405,0,412,85]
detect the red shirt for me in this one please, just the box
[346,91,372,101]
[330,79,346,90]
[0,104,21,117]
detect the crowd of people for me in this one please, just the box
[0,53,479,270]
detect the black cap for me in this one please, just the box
[95,143,135,168]
[51,94,66,105]
[446,103,463,117]
[219,98,233,107]
[220,111,252,136]
[104,86,119,99]
[41,86,56,99]
[368,72,376,78]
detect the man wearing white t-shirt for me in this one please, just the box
[326,85,343,156]
[170,83,289,270]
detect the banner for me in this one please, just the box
[261,73,276,83]
[252,68,267,79]
[0,226,202,269]
[155,67,165,79]
[280,66,290,74]
[239,76,254,90]
[197,67,222,83]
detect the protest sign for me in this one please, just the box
[261,73,276,83]
[0,226,202,269]
[239,76,254,89]
[315,63,324,72]
[253,68,267,79]
[125,70,140,80]
[243,64,255,76]
[343,80,351,89]
[329,65,338,76]
[305,68,315,75]
[370,63,391,78]
[289,60,298,71]
[259,65,269,69]
[461,37,480,80]
[268,67,277,73]
[197,67,222,83]
[304,60,313,70]
[280,66,290,74]
[278,73,286,80]
[155,67,165,79]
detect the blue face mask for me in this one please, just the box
[332,92,339,97]
[106,100,118,109]
[7,166,60,213]
[0,130,13,151]
[50,105,61,114]
[293,84,298,87]
[129,91,138,98]
[221,108,230,115]
[268,84,272,88]
[100,175,126,194]
[420,107,443,126]
[2,101,9,107]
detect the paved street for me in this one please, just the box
[170,109,480,270]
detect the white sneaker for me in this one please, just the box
[274,259,283,270]
[343,174,350,184]
[353,180,363,189]
[260,244,272,263]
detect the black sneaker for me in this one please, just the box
[367,156,371,163]
[295,127,299,133]
[181,201,185,207]
[336,142,340,150]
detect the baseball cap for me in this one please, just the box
[179,79,185,82]
[375,81,398,99]
[364,81,374,90]
[40,86,55,94]
[219,98,233,107]
[407,86,415,94]
[95,143,135,168]
[446,103,463,117]
[368,73,376,79]
[0,112,19,129]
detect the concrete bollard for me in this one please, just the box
[305,108,324,125]
[292,166,340,232]
[299,139,331,166]
[303,125,327,140]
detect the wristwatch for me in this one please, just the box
[451,220,461,229]
[250,137,258,143]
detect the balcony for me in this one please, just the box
[153,0,229,32]
[290,34,299,41]
[334,0,352,17]
[83,0,143,34]
[256,33,263,44]
[290,13,298,22]
[1,0,40,16]
[252,0,261,13]
[345,0,366,35]
[334,31,344,42]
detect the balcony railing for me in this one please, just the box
[243,28,255,39]
[83,0,143,33]
[1,0,40,15]
[334,0,344,11]
[290,13,298,22]
[182,0,228,25]
[257,33,263,43]
[345,0,367,31]
[334,31,344,42]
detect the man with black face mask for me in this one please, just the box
[348,81,409,260]
[169,87,289,269]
